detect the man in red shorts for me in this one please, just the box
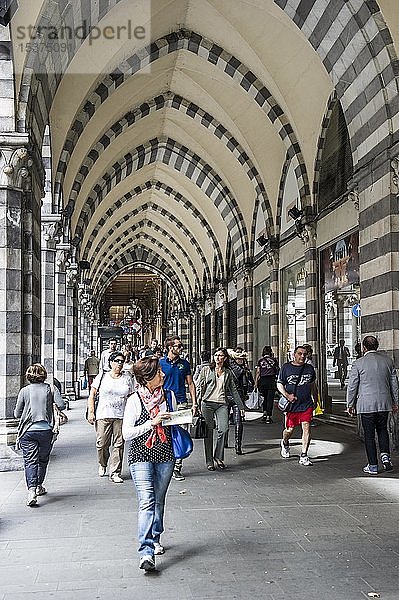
[277,346,317,466]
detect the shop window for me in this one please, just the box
[282,263,306,362]
[318,102,353,212]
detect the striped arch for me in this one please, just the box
[61,92,273,233]
[273,0,399,167]
[250,193,271,257]
[89,219,202,292]
[95,247,187,310]
[81,180,223,279]
[52,30,310,208]
[275,153,292,237]
[83,199,212,285]
[75,137,248,263]
[95,231,193,296]
[313,91,339,202]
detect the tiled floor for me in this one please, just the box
[1,401,398,600]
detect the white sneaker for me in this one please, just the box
[110,473,123,484]
[27,488,37,507]
[299,455,312,466]
[98,465,106,477]
[35,485,47,496]
[139,555,155,571]
[154,542,165,555]
[280,440,290,458]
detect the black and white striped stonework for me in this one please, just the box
[94,230,194,298]
[50,29,309,211]
[61,93,273,237]
[73,136,248,266]
[86,206,208,290]
[54,269,66,392]
[90,223,202,294]
[96,247,186,311]
[81,181,217,284]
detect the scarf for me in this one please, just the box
[137,384,167,448]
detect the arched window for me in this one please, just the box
[318,102,353,212]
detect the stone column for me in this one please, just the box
[65,263,78,402]
[219,284,229,348]
[41,216,61,382]
[190,310,197,366]
[0,134,43,466]
[265,247,279,356]
[54,246,68,392]
[235,266,253,362]
[198,303,205,354]
[206,296,215,351]
[179,313,189,353]
[301,223,318,367]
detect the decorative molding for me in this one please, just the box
[265,247,279,268]
[0,143,33,190]
[347,188,359,210]
[391,157,399,193]
[299,222,317,247]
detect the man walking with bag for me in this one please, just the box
[346,335,399,475]
[277,346,317,466]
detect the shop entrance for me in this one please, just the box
[320,233,360,415]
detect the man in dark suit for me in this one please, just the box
[346,335,399,475]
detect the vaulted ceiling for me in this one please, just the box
[9,0,399,309]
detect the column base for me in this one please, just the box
[0,419,24,471]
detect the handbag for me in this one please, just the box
[190,414,208,439]
[170,424,193,459]
[246,389,260,410]
[82,377,88,390]
[278,363,306,412]
[85,373,104,420]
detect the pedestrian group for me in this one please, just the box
[14,334,398,573]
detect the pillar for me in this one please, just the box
[302,224,318,367]
[41,216,61,381]
[0,133,43,465]
[65,264,78,401]
[54,246,68,392]
[266,248,279,357]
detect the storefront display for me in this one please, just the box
[320,232,360,414]
[281,262,306,363]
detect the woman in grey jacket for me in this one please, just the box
[196,348,245,470]
[14,364,65,507]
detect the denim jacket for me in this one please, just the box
[196,366,245,410]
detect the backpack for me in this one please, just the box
[259,356,278,378]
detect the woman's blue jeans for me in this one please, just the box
[130,460,175,557]
[19,429,53,489]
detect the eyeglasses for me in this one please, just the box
[173,344,183,349]
[214,353,225,358]
[113,359,125,364]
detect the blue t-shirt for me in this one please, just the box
[159,356,191,404]
[277,362,316,412]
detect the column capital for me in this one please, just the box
[391,156,399,193]
[0,137,33,191]
[205,295,215,311]
[347,187,359,210]
[41,215,62,246]
[265,247,279,268]
[299,222,317,248]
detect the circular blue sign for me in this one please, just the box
[352,303,361,318]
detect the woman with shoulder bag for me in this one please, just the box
[254,346,279,424]
[14,364,66,507]
[122,357,175,572]
[87,351,134,483]
[196,347,245,470]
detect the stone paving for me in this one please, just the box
[1,400,399,600]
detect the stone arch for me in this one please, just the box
[82,198,213,286]
[58,92,273,234]
[95,247,187,310]
[74,137,248,264]
[89,219,202,292]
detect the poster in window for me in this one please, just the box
[322,232,359,292]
